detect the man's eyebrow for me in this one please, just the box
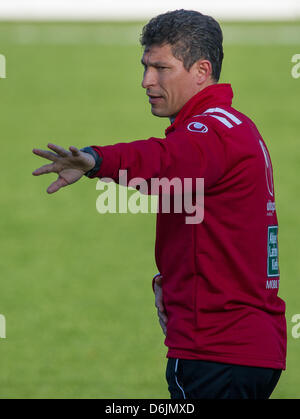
[141,59,169,67]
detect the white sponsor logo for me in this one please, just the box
[187,122,208,133]
[266,279,279,289]
[267,200,276,216]
[267,201,276,212]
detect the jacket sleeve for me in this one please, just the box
[86,118,227,190]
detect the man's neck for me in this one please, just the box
[168,81,217,125]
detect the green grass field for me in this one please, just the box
[0,20,299,399]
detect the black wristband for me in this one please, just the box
[80,147,103,178]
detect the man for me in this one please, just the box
[32,10,287,399]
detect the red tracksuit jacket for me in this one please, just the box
[88,83,287,370]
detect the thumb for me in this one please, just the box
[47,176,69,194]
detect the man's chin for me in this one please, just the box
[151,106,170,118]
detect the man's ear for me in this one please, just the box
[193,59,213,85]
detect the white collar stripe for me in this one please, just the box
[204,107,242,125]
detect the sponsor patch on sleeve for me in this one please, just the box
[187,121,208,133]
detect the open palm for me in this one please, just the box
[32,143,95,194]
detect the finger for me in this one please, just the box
[154,288,165,311]
[155,298,165,313]
[47,143,69,157]
[47,176,68,194]
[32,163,57,176]
[69,146,80,157]
[32,148,59,162]
[158,308,168,324]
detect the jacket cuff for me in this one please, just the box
[80,146,103,178]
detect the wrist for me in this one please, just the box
[80,146,103,177]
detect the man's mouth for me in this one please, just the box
[147,94,164,105]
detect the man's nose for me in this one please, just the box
[142,68,156,89]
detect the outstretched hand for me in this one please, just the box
[32,143,95,194]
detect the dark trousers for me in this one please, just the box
[166,358,282,399]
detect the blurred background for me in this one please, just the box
[0,0,299,399]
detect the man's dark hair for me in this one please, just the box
[140,9,224,82]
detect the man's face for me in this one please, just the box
[141,44,201,119]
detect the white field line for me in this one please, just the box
[0,0,299,21]
[0,24,299,45]
[0,24,142,45]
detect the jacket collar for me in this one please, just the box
[165,83,234,135]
